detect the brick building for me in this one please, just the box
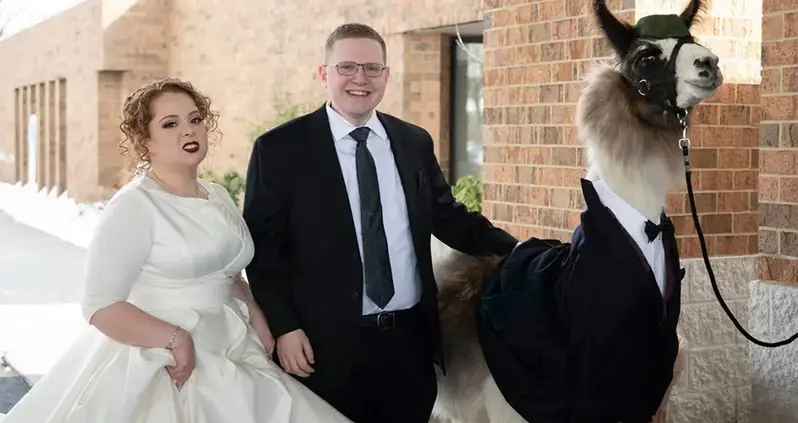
[0,0,795,421]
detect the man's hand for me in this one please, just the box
[165,329,195,389]
[276,329,315,377]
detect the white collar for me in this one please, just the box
[592,178,660,244]
[325,101,388,142]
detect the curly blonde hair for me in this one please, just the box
[118,77,220,173]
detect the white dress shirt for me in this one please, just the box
[325,103,422,315]
[592,179,666,296]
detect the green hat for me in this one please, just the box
[636,14,691,39]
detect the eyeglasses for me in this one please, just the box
[328,61,387,78]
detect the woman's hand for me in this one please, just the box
[248,305,275,358]
[165,328,196,389]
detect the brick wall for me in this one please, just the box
[481,0,760,421]
[481,0,761,249]
[481,0,616,242]
[659,0,761,260]
[749,0,798,421]
[759,3,798,282]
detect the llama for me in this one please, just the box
[431,1,722,422]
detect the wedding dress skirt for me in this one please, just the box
[0,275,352,423]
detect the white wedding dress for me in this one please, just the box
[0,175,352,423]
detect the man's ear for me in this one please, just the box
[318,64,328,85]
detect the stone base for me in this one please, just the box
[666,255,755,423]
[0,355,30,415]
[749,280,798,423]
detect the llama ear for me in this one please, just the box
[594,0,635,56]
[679,0,705,28]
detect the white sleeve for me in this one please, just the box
[80,188,153,322]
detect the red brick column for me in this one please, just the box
[750,3,798,419]
[759,4,798,282]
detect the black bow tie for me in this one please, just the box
[644,220,666,242]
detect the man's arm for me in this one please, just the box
[243,136,299,338]
[422,132,519,256]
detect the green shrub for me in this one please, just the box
[247,96,319,143]
[200,169,246,205]
[451,174,483,213]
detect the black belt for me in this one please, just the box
[361,305,421,331]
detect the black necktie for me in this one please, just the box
[350,127,395,308]
[644,219,665,242]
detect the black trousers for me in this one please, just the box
[306,306,438,423]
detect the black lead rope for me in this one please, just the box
[679,114,798,348]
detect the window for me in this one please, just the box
[449,36,484,183]
[27,113,38,187]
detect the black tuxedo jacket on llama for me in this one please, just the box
[476,178,684,423]
[242,105,518,390]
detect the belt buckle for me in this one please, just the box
[376,312,395,331]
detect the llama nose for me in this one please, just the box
[694,56,719,80]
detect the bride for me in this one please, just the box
[0,78,352,422]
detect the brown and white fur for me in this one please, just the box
[430,1,722,422]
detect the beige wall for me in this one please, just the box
[165,0,484,181]
[0,0,483,200]
[0,1,103,200]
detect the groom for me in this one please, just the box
[243,22,519,423]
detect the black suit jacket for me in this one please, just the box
[476,178,683,423]
[242,105,518,385]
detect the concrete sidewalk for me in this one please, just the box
[0,356,30,414]
[0,210,87,413]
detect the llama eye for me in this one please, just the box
[638,55,659,67]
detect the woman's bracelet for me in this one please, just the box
[165,325,181,350]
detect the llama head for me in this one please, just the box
[594,0,723,126]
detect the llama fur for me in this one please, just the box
[430,65,693,423]
[579,62,685,222]
[428,2,721,418]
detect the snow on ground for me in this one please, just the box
[0,197,90,410]
[0,180,456,261]
[0,182,105,249]
[0,181,99,382]
[0,304,86,382]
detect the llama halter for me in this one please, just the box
[632,13,694,120]
[625,12,798,348]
